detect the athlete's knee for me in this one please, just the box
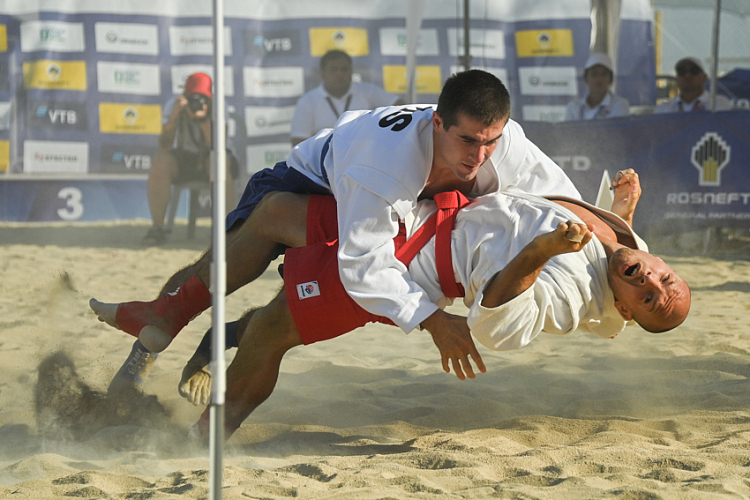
[242,290,300,352]
[254,192,309,246]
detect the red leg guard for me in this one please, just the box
[115,275,212,339]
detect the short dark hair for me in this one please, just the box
[436,70,511,130]
[320,50,351,71]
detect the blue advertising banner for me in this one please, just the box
[523,110,750,236]
[0,0,655,182]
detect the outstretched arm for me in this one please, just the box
[481,220,592,309]
[609,169,641,227]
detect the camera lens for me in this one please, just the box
[187,95,208,112]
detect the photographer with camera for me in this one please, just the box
[143,72,237,245]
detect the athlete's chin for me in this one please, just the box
[459,165,481,180]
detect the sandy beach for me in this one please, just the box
[1,219,749,499]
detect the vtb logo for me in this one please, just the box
[691,132,730,187]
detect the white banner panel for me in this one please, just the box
[522,104,568,122]
[168,25,232,56]
[24,140,89,173]
[243,67,305,98]
[379,28,439,56]
[97,61,161,95]
[94,22,159,55]
[518,66,578,96]
[447,28,506,59]
[20,21,85,52]
[244,106,295,137]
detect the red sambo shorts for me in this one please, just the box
[284,195,390,345]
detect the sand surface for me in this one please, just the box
[1,220,749,499]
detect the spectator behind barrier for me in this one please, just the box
[290,50,404,146]
[564,53,629,121]
[654,57,733,114]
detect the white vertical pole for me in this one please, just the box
[709,0,722,110]
[209,0,227,498]
[462,0,471,71]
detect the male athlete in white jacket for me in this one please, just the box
[181,169,689,442]
[92,70,580,387]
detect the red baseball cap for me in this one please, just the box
[183,72,212,98]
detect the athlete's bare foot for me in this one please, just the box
[179,360,212,406]
[88,275,212,353]
[89,298,174,353]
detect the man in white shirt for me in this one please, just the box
[180,170,690,442]
[91,70,581,384]
[564,53,629,121]
[654,57,733,113]
[290,50,403,146]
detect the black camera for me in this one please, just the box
[187,94,209,112]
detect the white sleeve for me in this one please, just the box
[335,178,439,333]
[563,100,578,121]
[290,92,315,140]
[468,272,577,351]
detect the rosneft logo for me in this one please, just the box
[691,132,730,186]
[123,106,138,125]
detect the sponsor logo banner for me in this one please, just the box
[296,281,320,299]
[97,61,161,95]
[515,29,574,57]
[692,132,731,187]
[245,142,292,175]
[170,65,234,96]
[244,29,301,57]
[0,102,10,130]
[23,60,87,91]
[383,65,442,94]
[169,25,232,56]
[309,27,368,57]
[0,25,7,52]
[243,66,304,98]
[378,28,439,56]
[447,28,506,59]
[244,106,295,137]
[23,140,88,173]
[522,104,568,123]
[99,103,162,134]
[94,22,159,55]
[518,66,577,96]
[0,141,8,172]
[20,20,85,53]
[99,144,159,174]
[28,101,88,131]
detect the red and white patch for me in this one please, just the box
[296,281,320,300]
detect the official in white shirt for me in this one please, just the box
[290,49,403,146]
[564,53,630,121]
[654,57,732,113]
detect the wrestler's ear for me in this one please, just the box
[433,111,444,131]
[613,299,633,320]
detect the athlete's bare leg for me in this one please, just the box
[193,288,302,442]
[178,308,257,406]
[90,192,311,352]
